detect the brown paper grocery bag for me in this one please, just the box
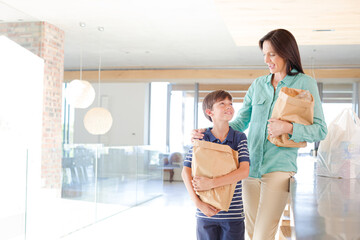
[192,140,239,211]
[268,87,314,148]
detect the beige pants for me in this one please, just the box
[243,171,294,240]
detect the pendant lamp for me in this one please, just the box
[66,22,95,109]
[84,26,113,135]
[84,107,113,135]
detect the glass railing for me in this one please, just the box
[0,149,28,240]
[60,144,163,236]
[0,145,163,239]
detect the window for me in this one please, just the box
[149,82,168,152]
[150,82,359,157]
[322,83,353,125]
[168,83,250,153]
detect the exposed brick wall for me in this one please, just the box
[0,21,64,189]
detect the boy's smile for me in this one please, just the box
[208,98,234,122]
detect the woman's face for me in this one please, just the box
[262,40,286,76]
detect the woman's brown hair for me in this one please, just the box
[259,29,304,76]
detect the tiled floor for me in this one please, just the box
[61,181,197,240]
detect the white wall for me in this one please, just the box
[73,82,150,146]
[0,36,44,240]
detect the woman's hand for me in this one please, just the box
[192,176,214,191]
[191,128,206,142]
[267,118,293,137]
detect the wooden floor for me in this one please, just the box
[279,202,292,240]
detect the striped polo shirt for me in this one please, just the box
[184,127,250,222]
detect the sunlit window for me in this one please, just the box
[149,82,168,152]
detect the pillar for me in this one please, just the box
[0,21,65,189]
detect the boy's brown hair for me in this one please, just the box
[202,90,232,122]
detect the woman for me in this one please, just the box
[191,29,327,240]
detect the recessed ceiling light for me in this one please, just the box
[312,29,335,32]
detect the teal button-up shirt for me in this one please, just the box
[230,70,327,178]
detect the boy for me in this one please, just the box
[182,90,250,240]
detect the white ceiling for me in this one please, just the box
[1,0,360,71]
[215,0,360,46]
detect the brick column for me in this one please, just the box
[0,22,64,189]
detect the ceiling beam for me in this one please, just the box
[64,68,360,83]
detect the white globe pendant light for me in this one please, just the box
[66,22,95,109]
[66,79,95,108]
[84,26,113,135]
[84,107,113,135]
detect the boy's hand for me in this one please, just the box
[191,128,206,143]
[192,176,213,191]
[196,201,220,217]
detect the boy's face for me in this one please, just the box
[206,97,234,122]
